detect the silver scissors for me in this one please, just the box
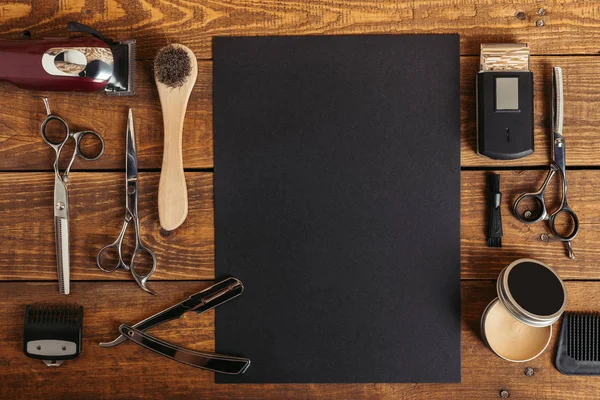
[513,67,579,259]
[97,109,157,294]
[41,98,105,295]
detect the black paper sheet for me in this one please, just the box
[214,35,461,384]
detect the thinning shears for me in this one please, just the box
[41,98,105,295]
[513,67,579,259]
[96,109,157,294]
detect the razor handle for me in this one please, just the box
[0,37,112,92]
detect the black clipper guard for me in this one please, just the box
[24,304,83,367]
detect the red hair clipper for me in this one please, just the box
[0,22,135,95]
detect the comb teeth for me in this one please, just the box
[566,312,600,362]
[26,305,82,326]
[128,40,136,94]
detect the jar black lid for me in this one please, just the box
[507,260,565,316]
[497,258,567,327]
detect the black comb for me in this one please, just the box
[23,304,83,367]
[556,312,600,375]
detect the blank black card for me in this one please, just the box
[214,35,461,383]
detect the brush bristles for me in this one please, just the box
[487,237,502,248]
[154,45,192,88]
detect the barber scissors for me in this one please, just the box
[97,109,157,294]
[41,98,105,294]
[513,67,579,259]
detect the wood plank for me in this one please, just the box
[461,56,600,167]
[2,169,599,281]
[0,172,214,282]
[461,169,598,280]
[0,61,213,170]
[2,3,600,398]
[1,56,600,170]
[1,280,598,399]
[2,1,600,59]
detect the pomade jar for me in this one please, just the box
[481,258,567,362]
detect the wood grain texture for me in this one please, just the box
[0,60,213,170]
[2,2,600,398]
[460,169,597,279]
[461,56,600,167]
[2,280,599,400]
[2,56,600,170]
[2,0,600,59]
[1,169,599,281]
[0,172,214,281]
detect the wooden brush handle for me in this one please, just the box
[156,44,198,231]
[158,95,188,230]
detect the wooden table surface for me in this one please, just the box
[2,1,600,399]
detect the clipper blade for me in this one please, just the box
[106,39,136,96]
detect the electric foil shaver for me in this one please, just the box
[476,43,534,160]
[0,22,135,95]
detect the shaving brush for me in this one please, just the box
[154,44,198,231]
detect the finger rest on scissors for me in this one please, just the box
[130,247,157,295]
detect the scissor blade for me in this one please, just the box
[126,108,138,183]
[54,216,70,295]
[53,176,70,295]
[552,67,564,136]
[551,67,567,172]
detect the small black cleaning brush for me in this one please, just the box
[487,173,503,247]
[556,312,600,375]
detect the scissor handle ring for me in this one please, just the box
[513,192,547,224]
[549,206,579,241]
[97,220,129,273]
[97,242,128,273]
[41,115,70,147]
[130,245,157,280]
[74,131,105,161]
